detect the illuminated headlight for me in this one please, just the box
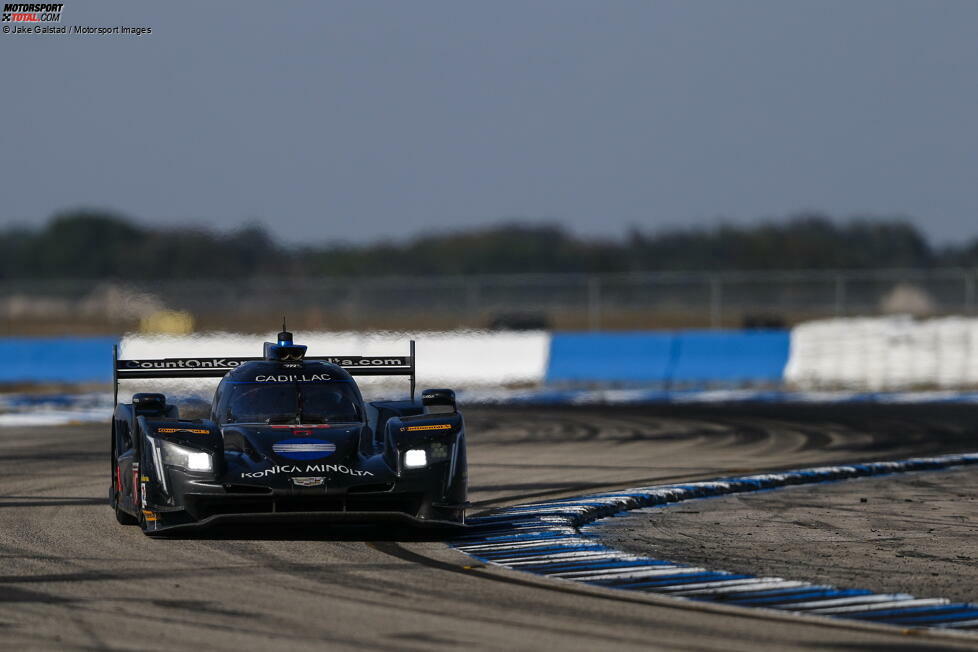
[404,448,428,469]
[160,440,213,472]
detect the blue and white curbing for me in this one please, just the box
[452,453,978,631]
[458,387,978,405]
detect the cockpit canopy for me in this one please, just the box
[213,377,363,425]
[209,328,367,425]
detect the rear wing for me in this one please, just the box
[113,340,416,404]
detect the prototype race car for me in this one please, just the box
[109,328,467,535]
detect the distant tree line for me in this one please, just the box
[1,210,976,280]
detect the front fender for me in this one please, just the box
[137,416,222,507]
[383,413,463,475]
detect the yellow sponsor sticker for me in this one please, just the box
[157,427,209,434]
[141,510,158,522]
[141,476,150,482]
[404,424,453,431]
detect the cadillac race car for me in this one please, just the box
[110,329,467,535]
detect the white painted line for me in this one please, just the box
[456,538,593,552]
[807,598,949,615]
[661,578,793,594]
[503,553,635,566]
[567,567,710,583]
[939,618,978,629]
[777,594,915,610]
[549,564,682,579]
[672,580,811,596]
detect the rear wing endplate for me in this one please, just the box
[113,341,416,404]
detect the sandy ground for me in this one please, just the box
[601,466,978,604]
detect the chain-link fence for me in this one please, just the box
[2,268,976,334]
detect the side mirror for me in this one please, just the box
[421,388,456,414]
[132,392,167,416]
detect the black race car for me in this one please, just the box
[110,328,467,535]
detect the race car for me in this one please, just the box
[109,328,467,535]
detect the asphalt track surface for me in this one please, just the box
[3,403,978,651]
[599,465,978,608]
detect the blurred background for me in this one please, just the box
[2,0,977,407]
[2,211,978,335]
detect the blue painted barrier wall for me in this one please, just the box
[545,330,790,386]
[0,337,115,383]
[0,331,791,387]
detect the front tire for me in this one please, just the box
[113,460,138,525]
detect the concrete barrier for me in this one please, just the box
[0,329,792,391]
[0,337,116,383]
[8,320,978,418]
[118,331,551,387]
[784,316,978,390]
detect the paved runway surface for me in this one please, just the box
[2,403,978,651]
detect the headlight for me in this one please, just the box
[160,440,213,472]
[404,448,427,469]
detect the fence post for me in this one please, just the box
[834,274,846,317]
[466,278,481,327]
[587,276,601,331]
[709,277,722,329]
[348,282,361,330]
[965,271,976,315]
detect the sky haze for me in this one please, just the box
[2,0,976,244]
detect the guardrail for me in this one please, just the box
[2,268,977,333]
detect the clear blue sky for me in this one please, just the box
[2,1,976,243]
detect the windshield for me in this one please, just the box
[221,381,362,425]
